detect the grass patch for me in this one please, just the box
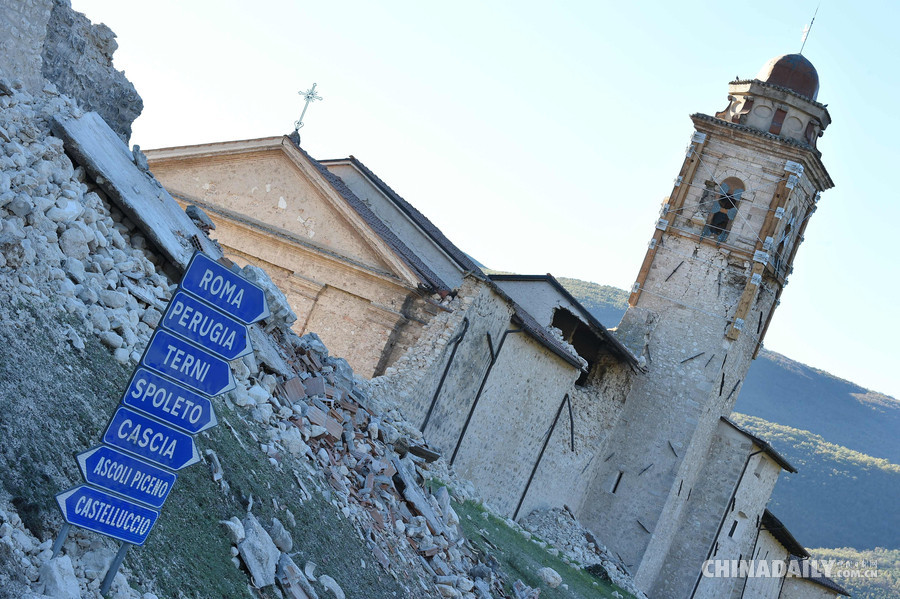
[451,496,634,598]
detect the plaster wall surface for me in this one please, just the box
[780,578,843,599]
[742,530,790,599]
[650,420,755,598]
[451,330,579,517]
[518,356,632,519]
[694,449,782,599]
[324,162,465,289]
[578,236,767,576]
[368,276,633,518]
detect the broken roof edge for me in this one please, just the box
[284,133,452,293]
[319,155,484,274]
[721,417,798,473]
[761,509,809,558]
[786,555,852,596]
[466,273,584,370]
[488,273,642,370]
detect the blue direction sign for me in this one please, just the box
[161,291,252,361]
[77,446,176,509]
[141,329,235,397]
[122,367,217,434]
[103,407,201,471]
[179,252,269,324]
[56,485,159,546]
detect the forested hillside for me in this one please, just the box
[732,414,900,550]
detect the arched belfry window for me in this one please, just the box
[701,177,744,242]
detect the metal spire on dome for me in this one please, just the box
[799,5,819,54]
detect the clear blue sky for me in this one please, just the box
[72,0,899,399]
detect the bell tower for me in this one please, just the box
[578,54,833,592]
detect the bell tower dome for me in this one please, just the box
[577,53,834,596]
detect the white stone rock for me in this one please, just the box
[318,574,345,599]
[100,331,123,349]
[220,517,245,544]
[436,584,460,598]
[238,513,279,588]
[46,199,83,223]
[99,289,127,309]
[247,384,270,404]
[269,518,293,553]
[537,566,562,588]
[281,427,309,456]
[38,556,81,599]
[253,403,274,423]
[58,227,89,259]
[81,546,116,579]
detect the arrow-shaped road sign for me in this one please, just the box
[121,367,217,434]
[161,291,252,361]
[141,329,235,397]
[77,446,177,509]
[179,252,269,324]
[103,407,201,471]
[56,485,159,546]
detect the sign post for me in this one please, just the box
[53,252,270,591]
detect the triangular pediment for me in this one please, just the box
[145,137,422,286]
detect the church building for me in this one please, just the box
[146,52,839,599]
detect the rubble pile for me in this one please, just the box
[222,331,509,599]
[0,76,171,365]
[520,507,647,599]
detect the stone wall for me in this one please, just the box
[451,331,579,516]
[518,356,632,518]
[367,276,646,518]
[742,530,790,599]
[692,439,783,598]
[650,420,756,598]
[365,276,506,436]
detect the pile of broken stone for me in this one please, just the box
[0,74,639,599]
[219,329,510,599]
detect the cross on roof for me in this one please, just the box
[294,83,323,132]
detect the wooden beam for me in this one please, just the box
[629,132,708,306]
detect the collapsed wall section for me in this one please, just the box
[41,0,143,141]
[0,0,53,92]
[0,0,142,142]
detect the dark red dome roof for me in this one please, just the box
[755,54,819,101]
